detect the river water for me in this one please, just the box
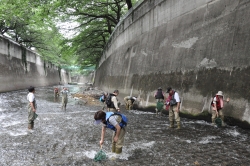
[0,85,250,166]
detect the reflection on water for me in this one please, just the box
[0,85,250,165]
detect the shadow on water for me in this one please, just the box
[0,85,250,165]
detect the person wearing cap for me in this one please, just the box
[94,110,127,154]
[27,86,37,130]
[124,96,137,110]
[154,87,165,115]
[61,87,69,111]
[106,90,120,112]
[166,87,181,129]
[211,91,230,126]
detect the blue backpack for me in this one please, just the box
[99,95,105,102]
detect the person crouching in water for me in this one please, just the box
[61,87,69,111]
[27,86,37,130]
[211,91,230,126]
[124,96,137,110]
[94,110,128,154]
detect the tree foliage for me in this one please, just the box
[0,0,138,70]
[0,0,66,65]
[55,0,138,69]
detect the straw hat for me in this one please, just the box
[216,91,223,96]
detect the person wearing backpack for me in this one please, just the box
[106,90,120,112]
[166,87,181,129]
[99,92,108,110]
[94,110,127,154]
[211,91,230,126]
[154,87,165,115]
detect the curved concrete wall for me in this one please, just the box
[0,36,70,92]
[94,0,250,125]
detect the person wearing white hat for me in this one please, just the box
[166,87,181,129]
[211,91,230,126]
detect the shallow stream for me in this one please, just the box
[0,85,250,166]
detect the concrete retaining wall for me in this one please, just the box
[0,36,70,92]
[94,0,250,125]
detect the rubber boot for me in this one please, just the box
[212,118,216,126]
[30,122,33,129]
[176,121,181,129]
[115,147,122,154]
[155,108,158,115]
[125,104,129,110]
[28,124,32,130]
[169,121,174,128]
[221,118,226,127]
[111,143,116,153]
[31,122,34,129]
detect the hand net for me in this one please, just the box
[156,101,164,111]
[215,117,222,127]
[94,149,107,162]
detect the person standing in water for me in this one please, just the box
[61,87,69,111]
[27,86,37,130]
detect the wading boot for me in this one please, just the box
[155,108,158,114]
[221,120,226,127]
[28,124,32,130]
[128,105,132,110]
[125,104,129,110]
[31,122,34,129]
[212,118,216,126]
[111,143,116,153]
[169,121,174,128]
[115,147,122,154]
[176,121,181,130]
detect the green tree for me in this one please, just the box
[0,0,139,71]
[55,0,138,69]
[0,0,67,65]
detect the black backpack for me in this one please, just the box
[105,94,113,107]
